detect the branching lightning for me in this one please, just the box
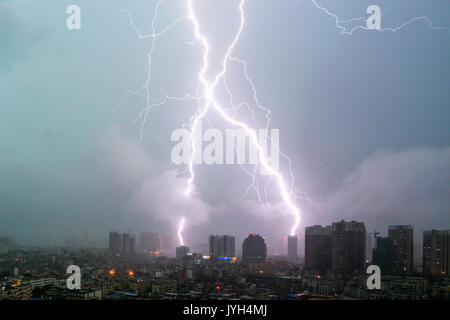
[308,0,449,35]
[184,0,301,236]
[117,0,448,243]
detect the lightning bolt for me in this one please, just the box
[307,0,449,35]
[118,0,448,243]
[178,216,186,246]
[117,0,321,240]
[185,0,301,236]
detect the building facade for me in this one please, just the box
[331,221,366,274]
[109,231,122,257]
[209,235,236,258]
[242,234,267,263]
[372,237,394,275]
[139,232,162,253]
[423,230,450,277]
[176,246,190,261]
[109,231,135,257]
[287,235,298,261]
[388,225,414,275]
[305,225,332,271]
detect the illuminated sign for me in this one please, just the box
[218,256,237,261]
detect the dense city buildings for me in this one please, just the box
[372,237,394,275]
[208,235,235,257]
[1,224,450,301]
[423,230,450,277]
[287,235,298,261]
[389,225,414,275]
[343,275,430,300]
[242,234,267,263]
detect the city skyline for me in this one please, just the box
[1,220,443,251]
[1,222,449,301]
[1,0,449,249]
[15,221,436,265]
[4,222,448,275]
[2,219,446,271]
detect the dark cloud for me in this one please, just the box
[101,127,224,235]
[0,0,448,249]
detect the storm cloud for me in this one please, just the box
[0,0,448,249]
[324,146,450,233]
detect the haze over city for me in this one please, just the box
[0,0,449,259]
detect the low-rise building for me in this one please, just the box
[1,284,32,300]
[151,280,177,295]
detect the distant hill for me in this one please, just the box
[0,236,19,248]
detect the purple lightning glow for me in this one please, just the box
[185,0,301,236]
[178,216,185,246]
[118,0,448,242]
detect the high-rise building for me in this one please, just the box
[209,235,219,257]
[139,232,161,252]
[331,220,366,274]
[423,230,450,277]
[109,231,135,256]
[287,235,298,261]
[305,225,332,271]
[242,234,267,263]
[161,235,173,255]
[209,235,236,257]
[109,231,122,257]
[372,237,394,275]
[139,232,149,251]
[275,236,288,256]
[129,235,136,255]
[388,225,414,275]
[122,233,130,255]
[176,246,190,260]
[223,235,235,257]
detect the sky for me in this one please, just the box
[0,0,449,255]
